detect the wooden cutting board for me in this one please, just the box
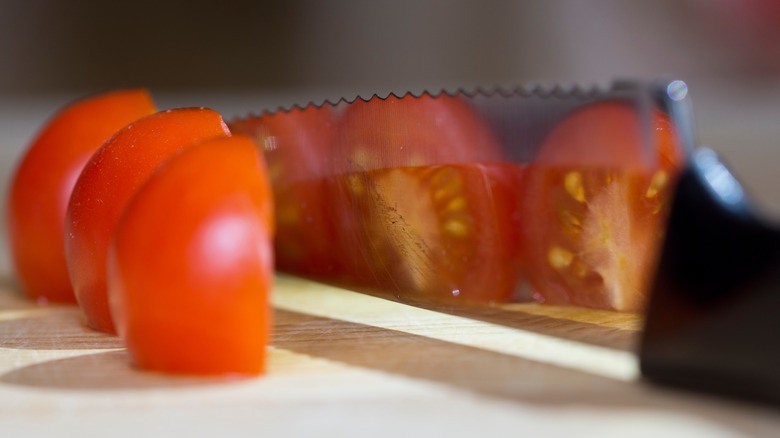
[2,273,779,437]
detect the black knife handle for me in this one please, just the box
[640,148,780,404]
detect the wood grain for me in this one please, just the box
[1,274,780,437]
[273,275,640,380]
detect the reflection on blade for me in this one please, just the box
[229,81,688,314]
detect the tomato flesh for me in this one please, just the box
[521,101,683,311]
[66,108,231,333]
[330,163,525,303]
[109,135,273,375]
[6,89,156,303]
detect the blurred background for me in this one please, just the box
[2,0,780,217]
[2,0,780,96]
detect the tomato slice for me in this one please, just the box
[521,101,684,311]
[332,163,525,303]
[66,108,231,333]
[326,94,522,303]
[229,107,338,278]
[6,89,156,303]
[108,135,273,375]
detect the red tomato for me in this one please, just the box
[521,101,683,311]
[65,108,231,333]
[329,94,521,302]
[108,135,273,375]
[5,89,156,303]
[229,107,338,277]
[335,163,525,304]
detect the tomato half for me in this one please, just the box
[229,107,337,278]
[66,108,231,333]
[5,89,156,303]
[108,135,273,375]
[521,101,683,311]
[329,94,521,302]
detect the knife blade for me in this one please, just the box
[229,80,685,312]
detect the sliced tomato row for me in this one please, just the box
[231,95,684,311]
[7,91,274,376]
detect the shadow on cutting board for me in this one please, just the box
[0,350,243,390]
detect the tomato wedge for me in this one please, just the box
[328,94,522,302]
[521,101,684,311]
[108,135,273,375]
[6,89,156,303]
[66,108,231,333]
[229,107,338,278]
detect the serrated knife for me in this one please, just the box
[230,79,780,405]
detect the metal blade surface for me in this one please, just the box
[229,80,691,312]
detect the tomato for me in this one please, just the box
[65,108,231,333]
[229,107,338,277]
[334,163,525,303]
[5,89,156,303]
[108,135,273,375]
[329,94,521,302]
[521,101,683,311]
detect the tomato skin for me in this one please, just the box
[65,108,231,333]
[108,136,273,375]
[334,93,502,173]
[229,107,338,277]
[521,101,683,311]
[5,89,156,303]
[535,101,682,168]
